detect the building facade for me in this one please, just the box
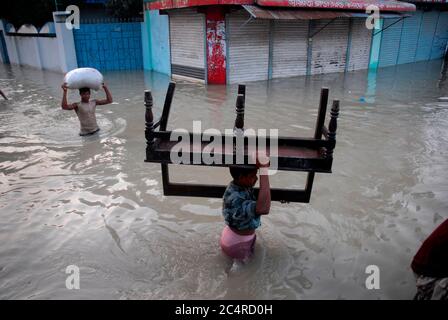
[143,0,426,84]
[145,0,448,84]
[0,1,145,73]
[3,1,448,82]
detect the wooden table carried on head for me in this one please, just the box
[144,82,340,203]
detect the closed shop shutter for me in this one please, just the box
[415,10,438,62]
[169,10,205,80]
[431,11,448,59]
[311,18,349,75]
[347,19,372,71]
[378,18,403,67]
[227,10,270,83]
[398,11,422,65]
[271,20,309,78]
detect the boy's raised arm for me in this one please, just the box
[255,153,271,215]
[96,83,113,105]
[61,83,76,110]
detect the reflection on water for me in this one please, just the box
[0,61,447,299]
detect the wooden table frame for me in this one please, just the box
[144,82,339,203]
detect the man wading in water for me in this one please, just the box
[61,83,113,136]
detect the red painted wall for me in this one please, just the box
[206,7,226,84]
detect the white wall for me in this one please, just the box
[38,37,61,72]
[53,11,78,73]
[0,16,77,73]
[4,35,20,65]
[16,36,42,69]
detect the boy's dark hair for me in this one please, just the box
[229,165,257,181]
[79,87,90,94]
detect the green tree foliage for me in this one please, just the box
[0,0,142,29]
[0,0,87,29]
[0,0,54,29]
[105,0,143,18]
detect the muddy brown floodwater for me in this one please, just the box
[0,60,447,299]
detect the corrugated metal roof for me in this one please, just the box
[242,5,410,20]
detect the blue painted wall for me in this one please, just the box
[430,11,448,59]
[147,10,171,75]
[415,11,439,61]
[73,22,143,71]
[377,10,448,68]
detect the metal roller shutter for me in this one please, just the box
[398,12,422,65]
[169,9,205,80]
[347,19,372,71]
[310,18,349,75]
[379,18,403,67]
[272,20,309,78]
[415,11,438,62]
[431,11,448,60]
[227,10,270,83]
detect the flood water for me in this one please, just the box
[1,60,447,299]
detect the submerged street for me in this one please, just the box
[0,60,448,299]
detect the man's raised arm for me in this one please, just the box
[61,83,76,110]
[96,83,113,105]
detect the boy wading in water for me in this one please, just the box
[220,153,271,261]
[61,83,113,136]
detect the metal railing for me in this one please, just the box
[79,17,143,24]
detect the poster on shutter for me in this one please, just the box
[206,15,226,84]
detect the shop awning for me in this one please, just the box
[242,4,411,20]
[145,0,416,12]
[255,0,416,12]
[144,0,414,12]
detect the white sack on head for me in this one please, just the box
[64,68,104,91]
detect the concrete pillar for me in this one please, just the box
[0,20,20,65]
[147,10,171,75]
[369,18,383,70]
[0,21,7,63]
[142,11,152,70]
[53,11,78,73]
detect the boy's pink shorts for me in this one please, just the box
[220,226,256,260]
